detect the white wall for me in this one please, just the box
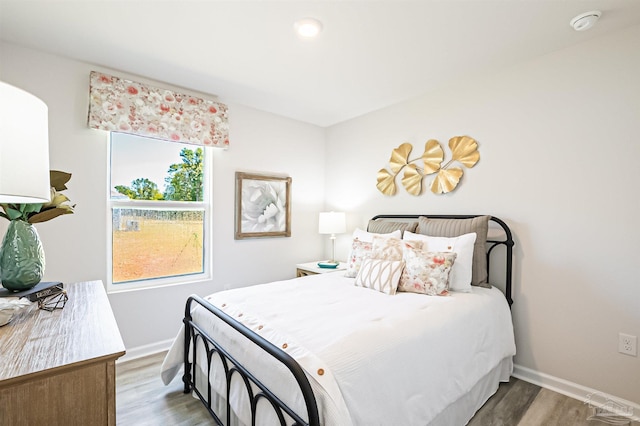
[325,25,640,404]
[0,42,327,352]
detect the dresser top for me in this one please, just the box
[0,280,125,384]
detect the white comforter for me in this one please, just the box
[161,272,516,425]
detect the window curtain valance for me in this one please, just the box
[88,71,229,148]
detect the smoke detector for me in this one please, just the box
[570,11,601,31]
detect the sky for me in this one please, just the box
[110,132,193,195]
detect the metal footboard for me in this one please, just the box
[182,295,320,426]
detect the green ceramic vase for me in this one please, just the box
[0,220,46,291]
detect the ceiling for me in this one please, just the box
[1,1,640,127]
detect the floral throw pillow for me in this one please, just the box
[344,229,402,278]
[398,248,457,296]
[403,231,476,293]
[354,258,404,295]
[370,236,423,261]
[345,238,373,278]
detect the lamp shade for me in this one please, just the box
[318,211,346,235]
[0,82,50,203]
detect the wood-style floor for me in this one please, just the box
[116,352,636,426]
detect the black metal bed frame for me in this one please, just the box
[183,295,320,426]
[182,215,514,425]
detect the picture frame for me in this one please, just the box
[235,172,292,239]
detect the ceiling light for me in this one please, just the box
[294,18,323,38]
[570,11,601,31]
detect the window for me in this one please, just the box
[108,132,211,291]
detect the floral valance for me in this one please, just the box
[88,71,229,148]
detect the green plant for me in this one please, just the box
[0,170,75,223]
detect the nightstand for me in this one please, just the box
[296,261,347,277]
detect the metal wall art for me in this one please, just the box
[235,172,291,239]
[376,136,480,196]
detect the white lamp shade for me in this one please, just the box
[318,211,346,234]
[0,82,50,203]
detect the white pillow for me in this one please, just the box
[403,230,476,292]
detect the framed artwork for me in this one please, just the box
[235,172,292,239]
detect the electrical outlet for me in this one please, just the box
[618,333,637,356]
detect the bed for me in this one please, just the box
[161,214,516,425]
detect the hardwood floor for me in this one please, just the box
[116,352,214,426]
[116,352,636,426]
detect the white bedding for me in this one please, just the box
[161,272,516,425]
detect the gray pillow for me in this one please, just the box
[416,216,490,287]
[367,220,418,237]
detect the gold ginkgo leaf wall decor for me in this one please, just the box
[376,135,480,196]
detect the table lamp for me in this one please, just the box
[0,81,51,291]
[0,81,50,203]
[318,211,346,265]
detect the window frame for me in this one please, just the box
[106,133,213,293]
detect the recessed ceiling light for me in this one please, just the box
[570,11,601,31]
[294,18,323,38]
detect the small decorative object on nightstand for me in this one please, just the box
[296,261,346,277]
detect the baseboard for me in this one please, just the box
[117,338,173,364]
[116,349,639,420]
[513,364,639,422]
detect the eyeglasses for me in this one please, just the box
[38,289,68,312]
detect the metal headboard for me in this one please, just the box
[369,214,514,306]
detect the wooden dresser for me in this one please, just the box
[0,280,125,425]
